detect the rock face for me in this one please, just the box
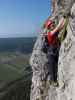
[30,35,50,100]
[30,0,75,100]
[58,1,75,100]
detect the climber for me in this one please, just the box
[44,17,66,86]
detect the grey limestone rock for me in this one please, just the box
[58,2,75,100]
[30,0,75,100]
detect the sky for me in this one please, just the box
[0,0,51,37]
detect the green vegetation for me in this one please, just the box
[0,37,36,100]
[0,52,32,100]
[0,52,30,80]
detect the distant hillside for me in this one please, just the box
[0,52,32,100]
[0,37,36,53]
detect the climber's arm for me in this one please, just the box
[51,17,65,35]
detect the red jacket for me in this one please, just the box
[47,32,58,45]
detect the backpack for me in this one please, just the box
[42,36,49,53]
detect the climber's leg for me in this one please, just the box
[53,53,59,82]
[47,54,54,81]
[47,45,59,83]
[47,47,55,81]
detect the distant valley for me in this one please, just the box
[0,37,36,100]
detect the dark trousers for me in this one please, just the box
[47,45,59,82]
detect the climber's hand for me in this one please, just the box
[59,17,65,29]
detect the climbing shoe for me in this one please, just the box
[53,81,59,87]
[57,80,65,90]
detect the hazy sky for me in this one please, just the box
[0,0,51,37]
